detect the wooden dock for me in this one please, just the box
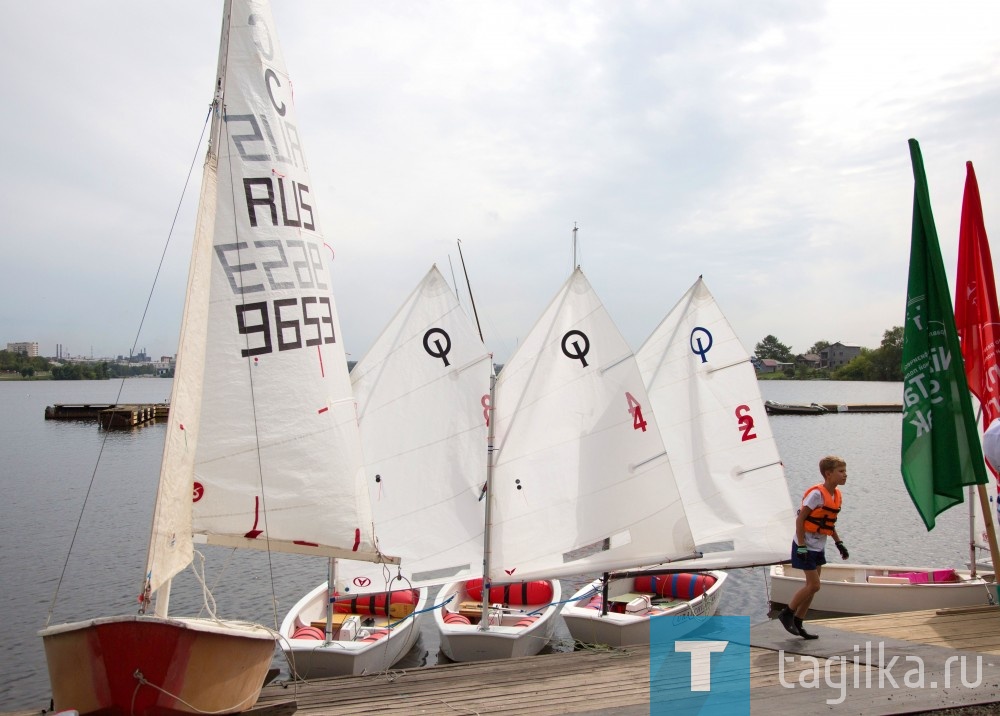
[44,403,168,428]
[248,605,1000,714]
[6,607,999,715]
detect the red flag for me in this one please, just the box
[955,161,1000,442]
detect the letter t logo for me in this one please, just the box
[675,640,729,691]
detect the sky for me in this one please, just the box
[3,1,1000,364]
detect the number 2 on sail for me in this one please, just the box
[735,404,757,442]
[625,392,647,432]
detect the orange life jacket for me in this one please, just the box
[801,483,842,535]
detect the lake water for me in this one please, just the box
[0,378,972,710]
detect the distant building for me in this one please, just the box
[758,358,795,374]
[6,341,39,357]
[820,342,862,369]
[152,356,175,376]
[796,353,822,369]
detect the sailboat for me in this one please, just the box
[562,276,793,646]
[39,2,396,713]
[279,265,492,676]
[433,268,698,661]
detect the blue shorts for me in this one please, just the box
[790,540,827,571]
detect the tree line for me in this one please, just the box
[754,327,903,381]
[0,351,168,380]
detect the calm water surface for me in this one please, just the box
[0,379,970,710]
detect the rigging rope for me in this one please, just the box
[44,107,214,627]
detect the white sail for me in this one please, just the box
[336,266,492,592]
[487,268,696,582]
[635,277,794,570]
[146,0,381,597]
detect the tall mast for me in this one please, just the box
[479,370,497,630]
[572,222,579,270]
[457,239,484,342]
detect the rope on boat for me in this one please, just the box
[132,669,262,715]
[526,586,600,616]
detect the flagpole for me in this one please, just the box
[969,486,977,577]
[975,484,1000,577]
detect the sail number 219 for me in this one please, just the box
[236,296,336,357]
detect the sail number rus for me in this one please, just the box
[215,239,336,357]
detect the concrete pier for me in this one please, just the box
[44,403,169,428]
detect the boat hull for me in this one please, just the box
[562,571,726,647]
[769,563,995,614]
[279,582,425,678]
[764,400,828,416]
[433,579,562,662]
[39,615,275,716]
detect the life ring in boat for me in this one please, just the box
[331,588,419,616]
[291,625,325,640]
[633,573,716,599]
[443,612,472,625]
[357,629,389,644]
[464,578,553,605]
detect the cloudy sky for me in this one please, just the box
[4,1,1000,363]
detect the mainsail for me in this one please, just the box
[635,277,794,570]
[145,0,382,598]
[487,268,696,582]
[338,265,492,592]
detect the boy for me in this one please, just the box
[777,455,849,639]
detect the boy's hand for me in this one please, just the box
[796,544,808,556]
[835,541,849,560]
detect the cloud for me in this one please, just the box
[3,1,1000,362]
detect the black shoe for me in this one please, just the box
[778,608,801,636]
[795,618,819,640]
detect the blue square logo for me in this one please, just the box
[650,615,750,715]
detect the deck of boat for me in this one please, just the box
[6,606,1000,715]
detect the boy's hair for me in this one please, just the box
[819,455,846,475]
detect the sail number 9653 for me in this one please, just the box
[236,296,336,357]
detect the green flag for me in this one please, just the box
[901,139,987,530]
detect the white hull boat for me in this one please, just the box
[280,582,425,677]
[769,563,995,615]
[562,571,726,647]
[434,579,562,662]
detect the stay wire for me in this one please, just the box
[44,107,214,627]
